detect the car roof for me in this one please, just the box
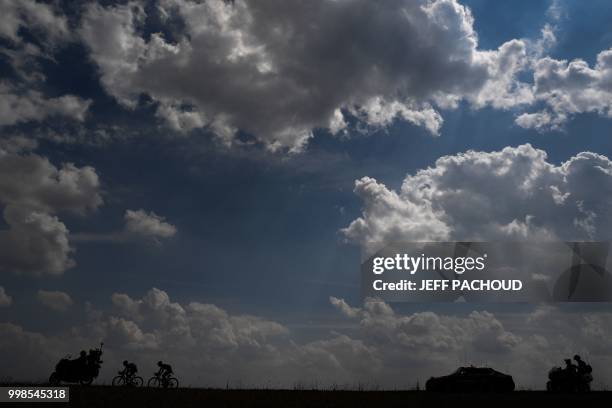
[459,366,496,373]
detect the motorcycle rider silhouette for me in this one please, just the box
[49,343,104,385]
[547,356,592,392]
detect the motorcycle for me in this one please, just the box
[49,343,104,385]
[547,365,592,392]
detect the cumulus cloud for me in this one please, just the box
[0,84,92,126]
[0,288,291,383]
[516,48,612,131]
[0,206,73,275]
[37,290,73,312]
[344,144,612,252]
[79,0,537,152]
[104,288,293,383]
[0,0,607,150]
[289,334,381,384]
[0,151,103,214]
[0,0,69,44]
[0,286,12,307]
[0,322,61,380]
[105,316,158,350]
[124,209,177,240]
[4,289,612,388]
[71,209,177,245]
[329,296,361,319]
[346,298,521,359]
[0,1,92,127]
[0,149,102,275]
[0,134,38,153]
[110,288,286,351]
[326,298,612,388]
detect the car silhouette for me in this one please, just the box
[426,366,515,392]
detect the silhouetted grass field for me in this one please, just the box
[11,386,612,408]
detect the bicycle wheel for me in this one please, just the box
[167,377,179,389]
[112,375,125,386]
[148,377,160,387]
[132,376,144,387]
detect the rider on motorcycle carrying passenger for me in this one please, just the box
[574,355,590,375]
[564,358,577,375]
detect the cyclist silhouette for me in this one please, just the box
[112,360,143,386]
[156,361,173,381]
[119,360,138,379]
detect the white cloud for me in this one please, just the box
[0,150,103,214]
[124,209,177,240]
[105,288,292,383]
[155,104,206,133]
[0,206,73,276]
[0,322,61,380]
[329,296,361,319]
[351,98,444,136]
[352,299,520,357]
[37,290,73,312]
[0,286,12,307]
[0,1,91,128]
[0,0,606,150]
[71,209,177,245]
[0,150,102,275]
[0,0,69,44]
[0,84,92,126]
[344,144,612,253]
[5,289,612,389]
[324,298,612,388]
[0,135,38,154]
[516,48,612,131]
[342,176,450,252]
[79,0,536,152]
[105,316,158,350]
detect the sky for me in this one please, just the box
[1,0,612,390]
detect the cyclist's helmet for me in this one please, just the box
[123,360,128,365]
[157,361,163,366]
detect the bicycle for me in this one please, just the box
[112,372,144,387]
[147,372,179,388]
